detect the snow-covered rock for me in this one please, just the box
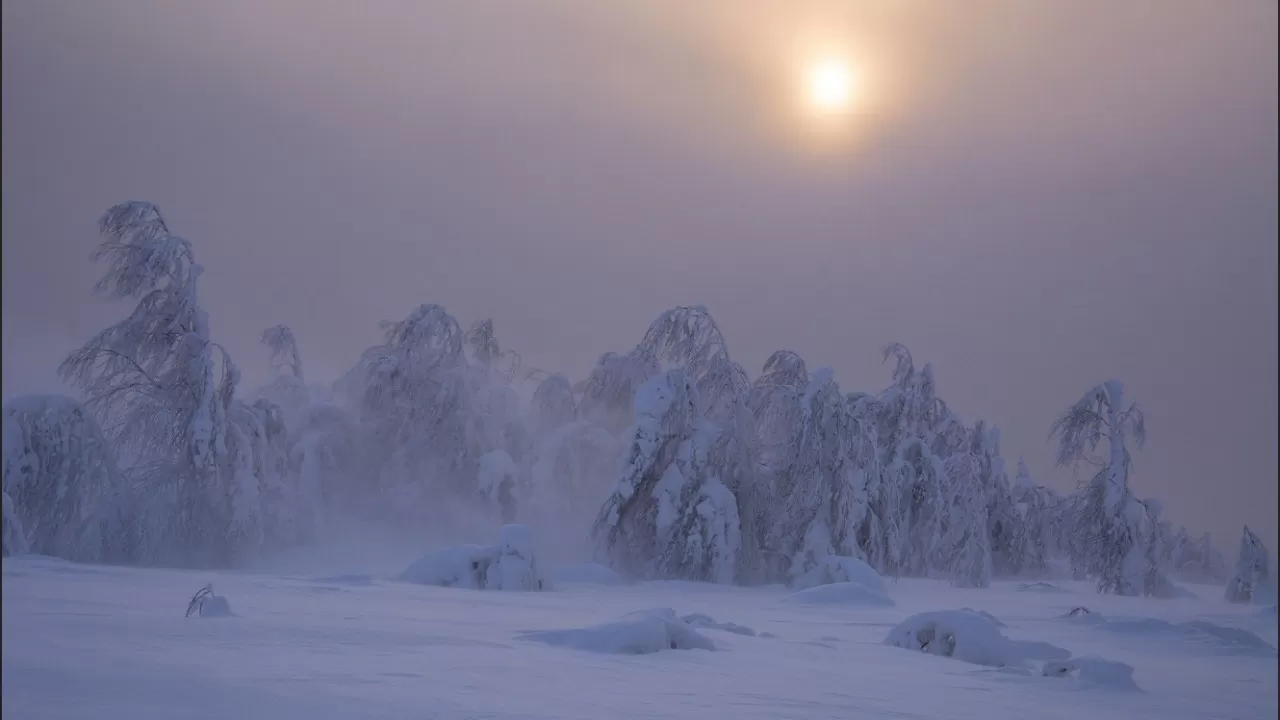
[399,524,548,591]
[519,608,716,654]
[785,581,894,607]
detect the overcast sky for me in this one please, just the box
[3,0,1276,551]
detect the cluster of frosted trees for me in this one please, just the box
[0,202,1261,597]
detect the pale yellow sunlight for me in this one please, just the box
[805,58,855,113]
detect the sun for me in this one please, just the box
[804,58,855,115]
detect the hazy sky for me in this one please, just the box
[3,0,1276,550]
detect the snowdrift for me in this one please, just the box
[679,613,759,636]
[551,562,626,586]
[790,555,886,593]
[1041,656,1141,691]
[519,608,716,654]
[399,525,548,591]
[1056,609,1275,655]
[785,581,894,607]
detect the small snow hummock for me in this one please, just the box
[680,613,758,636]
[785,581,894,607]
[519,608,716,655]
[1042,656,1141,691]
[1016,581,1069,594]
[790,555,886,594]
[399,524,548,592]
[185,584,232,618]
[883,610,1021,667]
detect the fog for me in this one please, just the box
[2,0,1276,563]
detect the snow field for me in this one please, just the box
[4,556,1276,720]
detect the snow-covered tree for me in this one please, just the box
[592,369,741,584]
[59,202,242,566]
[1137,498,1174,597]
[1007,458,1058,577]
[287,401,366,529]
[253,325,311,423]
[2,395,130,562]
[938,451,992,587]
[1225,526,1270,604]
[767,367,873,586]
[3,490,30,557]
[1050,380,1148,595]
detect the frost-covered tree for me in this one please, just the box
[970,424,1018,577]
[1136,498,1174,597]
[1225,526,1270,604]
[3,490,30,557]
[766,367,873,586]
[253,325,311,423]
[938,451,992,587]
[287,401,367,529]
[593,370,740,584]
[529,373,577,437]
[1050,380,1148,595]
[59,202,243,566]
[1008,458,1058,577]
[2,395,131,562]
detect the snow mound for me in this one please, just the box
[519,608,716,654]
[680,613,757,636]
[1017,581,1069,594]
[785,581,894,607]
[399,524,548,591]
[1042,656,1141,691]
[1059,606,1107,625]
[884,610,1020,667]
[791,555,886,594]
[185,584,233,618]
[960,607,1006,627]
[551,562,626,586]
[1059,611,1275,655]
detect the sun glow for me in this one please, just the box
[804,57,856,115]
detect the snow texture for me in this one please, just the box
[4,560,1276,719]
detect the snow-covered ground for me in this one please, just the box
[3,555,1275,720]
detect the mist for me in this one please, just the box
[2,0,1276,571]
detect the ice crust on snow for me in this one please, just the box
[399,524,548,591]
[519,608,716,654]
